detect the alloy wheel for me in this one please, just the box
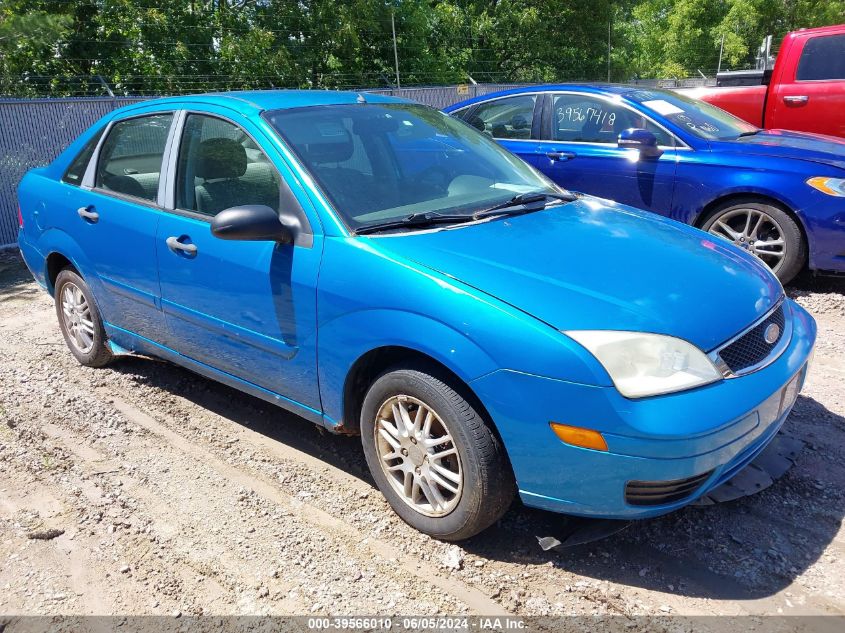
[374,395,463,517]
[60,282,95,354]
[707,207,787,272]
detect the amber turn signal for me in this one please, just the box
[549,422,608,451]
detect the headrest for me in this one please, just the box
[303,138,354,164]
[283,119,354,164]
[511,114,529,130]
[195,138,247,180]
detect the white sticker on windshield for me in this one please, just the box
[642,99,685,116]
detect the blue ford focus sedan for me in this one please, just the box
[18,91,816,540]
[445,85,845,284]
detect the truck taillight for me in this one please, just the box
[18,204,23,228]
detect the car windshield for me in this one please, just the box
[265,103,561,231]
[622,89,759,140]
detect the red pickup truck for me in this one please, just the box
[682,25,845,138]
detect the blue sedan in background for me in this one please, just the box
[445,85,845,284]
[18,91,815,540]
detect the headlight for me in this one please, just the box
[806,177,845,197]
[565,331,722,398]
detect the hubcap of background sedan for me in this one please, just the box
[61,282,95,354]
[374,395,463,517]
[707,208,786,272]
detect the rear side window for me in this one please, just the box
[796,35,845,81]
[467,95,537,140]
[62,126,104,186]
[95,113,174,202]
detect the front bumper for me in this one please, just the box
[470,299,816,519]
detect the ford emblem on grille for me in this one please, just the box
[764,323,781,344]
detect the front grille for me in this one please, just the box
[718,304,786,373]
[625,471,713,506]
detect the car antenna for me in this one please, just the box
[356,93,367,104]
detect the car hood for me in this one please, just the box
[373,197,782,352]
[712,129,845,170]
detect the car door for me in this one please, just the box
[770,33,845,137]
[536,92,678,213]
[456,94,543,169]
[62,112,174,341]
[155,110,322,411]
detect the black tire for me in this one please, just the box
[360,362,515,541]
[54,268,113,368]
[700,198,806,285]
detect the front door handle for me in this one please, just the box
[77,206,99,223]
[546,151,576,162]
[783,95,809,106]
[166,236,198,257]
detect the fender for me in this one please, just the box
[317,308,499,426]
[36,228,105,299]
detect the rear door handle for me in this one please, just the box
[783,95,809,105]
[77,206,99,223]
[546,151,576,162]
[166,236,198,257]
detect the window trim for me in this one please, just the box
[85,110,178,207]
[460,92,544,143]
[544,91,687,150]
[169,109,313,247]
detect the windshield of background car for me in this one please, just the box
[622,89,759,140]
[265,103,560,230]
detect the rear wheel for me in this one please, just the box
[54,269,112,367]
[360,363,515,540]
[701,199,805,284]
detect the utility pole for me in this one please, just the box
[717,33,725,75]
[391,9,401,89]
[607,12,612,82]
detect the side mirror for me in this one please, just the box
[211,205,294,243]
[617,128,663,159]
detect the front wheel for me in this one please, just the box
[360,363,515,540]
[701,200,806,284]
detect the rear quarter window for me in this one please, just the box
[62,127,105,186]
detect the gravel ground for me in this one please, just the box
[1,250,844,622]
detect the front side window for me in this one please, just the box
[622,89,757,140]
[62,126,105,186]
[551,93,672,146]
[796,35,845,81]
[95,113,173,202]
[465,95,537,140]
[265,103,559,231]
[176,114,282,216]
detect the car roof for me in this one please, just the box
[110,89,412,119]
[442,83,649,111]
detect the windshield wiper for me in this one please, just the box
[355,211,474,235]
[472,190,576,220]
[737,129,761,138]
[355,191,576,235]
